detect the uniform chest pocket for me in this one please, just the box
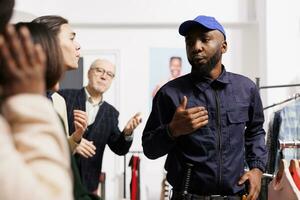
[226,107,249,124]
[226,107,249,150]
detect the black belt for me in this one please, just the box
[171,191,243,200]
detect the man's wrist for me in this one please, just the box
[248,160,266,173]
[123,130,133,136]
[123,131,133,141]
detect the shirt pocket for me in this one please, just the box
[226,107,249,124]
[226,106,249,150]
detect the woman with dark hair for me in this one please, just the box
[33,15,81,70]
[7,22,73,199]
[13,22,100,200]
[15,22,64,91]
[34,15,96,159]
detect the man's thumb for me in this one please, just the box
[179,96,187,109]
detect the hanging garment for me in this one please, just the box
[266,112,278,174]
[129,155,140,200]
[289,159,300,190]
[268,159,300,200]
[266,100,300,174]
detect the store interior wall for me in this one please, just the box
[12,0,300,199]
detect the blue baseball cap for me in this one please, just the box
[179,15,226,39]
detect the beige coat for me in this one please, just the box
[52,92,79,151]
[0,94,73,200]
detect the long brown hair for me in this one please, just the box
[14,22,64,90]
[32,15,68,37]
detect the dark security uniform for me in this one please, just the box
[142,67,267,196]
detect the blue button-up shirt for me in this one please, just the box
[142,67,267,195]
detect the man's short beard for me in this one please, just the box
[190,49,222,77]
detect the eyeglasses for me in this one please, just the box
[92,67,115,79]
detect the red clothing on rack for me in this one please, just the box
[129,155,140,200]
[289,159,300,190]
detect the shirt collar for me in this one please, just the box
[191,65,230,92]
[215,66,230,84]
[46,90,53,101]
[84,87,103,106]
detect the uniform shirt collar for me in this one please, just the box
[191,65,230,92]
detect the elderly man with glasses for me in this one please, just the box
[59,58,142,194]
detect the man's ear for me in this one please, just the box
[87,69,92,79]
[221,40,227,54]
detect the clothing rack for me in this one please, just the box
[256,77,300,181]
[255,78,300,91]
[123,150,143,199]
[263,94,300,110]
[255,77,300,110]
[262,173,274,179]
[279,140,300,149]
[244,168,273,179]
[255,77,300,160]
